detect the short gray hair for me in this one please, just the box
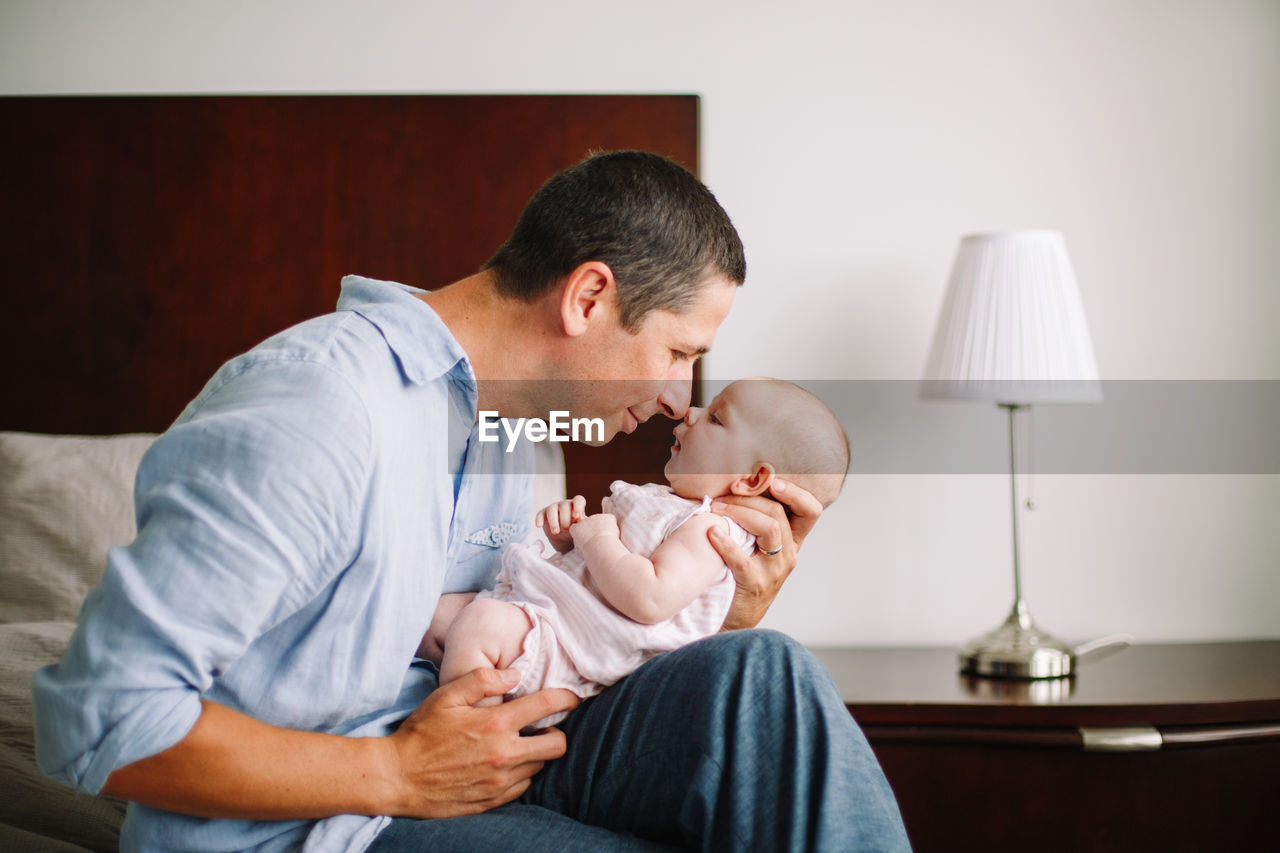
[485,151,746,330]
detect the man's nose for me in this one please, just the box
[656,374,693,420]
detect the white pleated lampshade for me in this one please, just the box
[922,231,1101,404]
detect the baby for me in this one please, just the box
[435,378,849,728]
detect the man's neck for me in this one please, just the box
[418,270,555,416]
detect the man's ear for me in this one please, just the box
[729,462,775,497]
[560,261,617,337]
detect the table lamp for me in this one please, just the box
[922,230,1103,679]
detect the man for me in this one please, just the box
[34,151,908,851]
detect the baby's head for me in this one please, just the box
[663,378,849,507]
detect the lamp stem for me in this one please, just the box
[959,401,1076,678]
[1002,403,1028,624]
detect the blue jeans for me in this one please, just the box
[368,630,910,851]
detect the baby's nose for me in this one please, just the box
[684,406,704,426]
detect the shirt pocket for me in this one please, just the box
[464,520,521,549]
[443,519,524,592]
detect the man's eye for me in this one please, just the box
[671,350,690,362]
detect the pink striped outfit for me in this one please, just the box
[479,480,756,726]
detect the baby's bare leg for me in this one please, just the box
[438,597,534,706]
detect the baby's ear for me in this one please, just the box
[730,462,775,497]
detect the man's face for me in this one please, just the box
[664,380,774,500]
[562,274,738,444]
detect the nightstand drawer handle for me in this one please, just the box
[1079,726,1163,751]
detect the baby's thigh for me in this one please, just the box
[448,597,534,669]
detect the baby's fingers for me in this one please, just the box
[552,501,571,532]
[557,496,585,531]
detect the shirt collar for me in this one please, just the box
[336,274,475,391]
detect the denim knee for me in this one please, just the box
[683,629,840,707]
[526,629,910,851]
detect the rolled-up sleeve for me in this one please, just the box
[32,358,371,794]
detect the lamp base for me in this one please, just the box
[959,602,1074,679]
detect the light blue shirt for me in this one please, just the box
[33,276,535,852]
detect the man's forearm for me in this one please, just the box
[102,699,401,820]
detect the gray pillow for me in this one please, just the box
[0,432,154,623]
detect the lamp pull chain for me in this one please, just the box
[1025,406,1038,512]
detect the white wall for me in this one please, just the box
[4,0,1277,645]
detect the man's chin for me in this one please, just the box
[578,420,622,447]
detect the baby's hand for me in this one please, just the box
[536,495,587,554]
[570,512,620,548]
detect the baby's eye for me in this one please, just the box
[709,413,723,425]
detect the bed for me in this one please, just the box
[0,94,700,851]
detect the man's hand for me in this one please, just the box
[380,669,579,818]
[536,495,587,553]
[102,677,579,822]
[708,479,823,631]
[569,512,620,549]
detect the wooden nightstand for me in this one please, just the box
[811,641,1280,852]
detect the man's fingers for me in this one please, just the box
[708,524,757,575]
[514,727,570,764]
[450,769,537,817]
[712,498,786,550]
[500,687,579,735]
[433,667,520,709]
[711,484,827,631]
[766,479,823,545]
[715,479,823,550]
[391,674,569,820]
[495,775,534,808]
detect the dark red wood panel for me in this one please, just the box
[873,740,1280,852]
[0,95,699,502]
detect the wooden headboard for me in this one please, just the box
[0,94,699,503]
